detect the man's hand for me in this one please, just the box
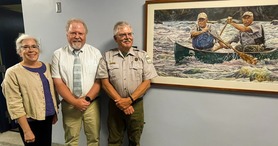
[191,25,209,38]
[115,97,132,110]
[123,106,134,115]
[73,97,90,111]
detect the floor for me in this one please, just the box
[0,130,64,146]
[0,130,23,146]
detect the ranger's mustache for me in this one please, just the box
[121,39,131,43]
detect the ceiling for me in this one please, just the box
[0,0,22,13]
[0,0,21,5]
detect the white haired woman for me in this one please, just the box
[1,34,59,146]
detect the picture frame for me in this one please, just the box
[145,0,278,93]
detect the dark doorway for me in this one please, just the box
[0,0,24,132]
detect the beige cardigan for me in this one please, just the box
[1,63,59,120]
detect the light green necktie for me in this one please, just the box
[73,50,82,97]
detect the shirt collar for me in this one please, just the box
[68,45,84,54]
[112,47,136,57]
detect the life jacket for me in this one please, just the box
[254,25,265,45]
[192,25,214,49]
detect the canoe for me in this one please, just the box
[174,42,278,64]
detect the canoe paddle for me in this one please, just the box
[220,22,228,36]
[220,10,240,36]
[208,31,258,65]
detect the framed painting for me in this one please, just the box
[145,0,278,93]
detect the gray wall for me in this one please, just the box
[22,0,278,146]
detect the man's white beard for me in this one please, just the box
[72,42,82,49]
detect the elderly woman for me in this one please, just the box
[1,34,59,146]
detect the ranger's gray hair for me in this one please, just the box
[113,21,132,36]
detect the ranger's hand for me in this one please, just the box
[123,106,134,115]
[115,97,132,110]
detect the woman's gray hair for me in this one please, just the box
[113,21,132,36]
[15,34,40,55]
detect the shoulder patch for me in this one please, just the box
[145,54,152,64]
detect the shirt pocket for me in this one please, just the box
[130,61,143,81]
[108,64,120,81]
[84,60,98,74]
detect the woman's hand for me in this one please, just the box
[52,114,58,124]
[24,130,35,143]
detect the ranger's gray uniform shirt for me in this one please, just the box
[96,47,157,97]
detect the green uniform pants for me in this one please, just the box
[108,99,144,146]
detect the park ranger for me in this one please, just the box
[96,21,157,146]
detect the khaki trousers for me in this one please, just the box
[61,99,100,146]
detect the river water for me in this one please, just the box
[153,21,278,82]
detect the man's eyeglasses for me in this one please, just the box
[21,45,39,50]
[69,32,85,37]
[117,32,134,38]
